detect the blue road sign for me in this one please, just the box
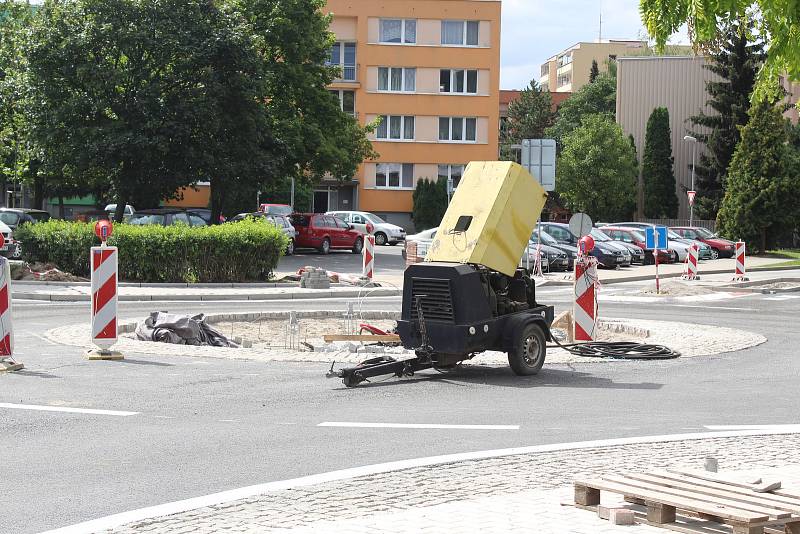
[645,226,668,250]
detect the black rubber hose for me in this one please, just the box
[548,337,680,360]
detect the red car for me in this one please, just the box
[290,213,365,255]
[671,226,736,259]
[599,226,675,265]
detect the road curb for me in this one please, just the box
[13,288,401,302]
[41,429,800,534]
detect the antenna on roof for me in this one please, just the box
[598,2,603,42]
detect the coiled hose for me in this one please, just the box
[549,337,681,360]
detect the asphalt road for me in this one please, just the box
[2,285,800,533]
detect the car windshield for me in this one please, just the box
[0,213,19,225]
[630,230,646,241]
[590,229,611,241]
[129,214,165,225]
[289,214,309,227]
[667,230,683,239]
[364,213,387,225]
[264,205,292,216]
[694,227,716,238]
[530,230,559,246]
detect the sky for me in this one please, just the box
[500,0,689,89]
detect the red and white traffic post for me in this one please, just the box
[574,235,598,342]
[362,234,375,280]
[733,241,749,282]
[0,234,22,372]
[88,220,122,360]
[682,244,700,281]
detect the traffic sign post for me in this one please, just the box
[645,226,668,294]
[687,190,696,206]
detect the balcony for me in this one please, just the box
[329,63,359,85]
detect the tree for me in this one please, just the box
[688,18,765,219]
[717,101,800,252]
[412,178,447,231]
[640,1,796,101]
[589,59,599,83]
[544,72,616,150]
[642,107,678,218]
[556,114,638,221]
[500,79,554,161]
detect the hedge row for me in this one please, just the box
[15,219,288,283]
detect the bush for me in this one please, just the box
[15,219,287,283]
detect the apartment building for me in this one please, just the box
[539,40,692,93]
[323,0,501,230]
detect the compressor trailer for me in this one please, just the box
[328,261,554,387]
[327,161,556,388]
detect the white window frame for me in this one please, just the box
[327,41,357,81]
[441,20,480,47]
[439,117,478,143]
[329,89,355,115]
[438,164,466,189]
[376,115,415,141]
[377,67,416,93]
[375,163,415,189]
[439,69,478,94]
[379,18,417,45]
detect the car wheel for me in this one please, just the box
[352,237,363,254]
[507,323,546,376]
[11,243,22,259]
[710,248,719,260]
[318,238,331,255]
[374,232,387,246]
[285,239,294,256]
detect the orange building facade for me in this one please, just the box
[323,0,502,229]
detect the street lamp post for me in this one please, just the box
[683,135,697,226]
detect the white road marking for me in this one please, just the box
[0,403,138,417]
[318,422,519,430]
[43,427,800,534]
[704,424,800,431]
[764,295,800,301]
[667,305,757,311]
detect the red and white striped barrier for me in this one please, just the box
[682,244,700,281]
[733,241,749,281]
[573,257,598,341]
[362,235,375,279]
[90,246,119,351]
[0,254,22,372]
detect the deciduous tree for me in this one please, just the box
[544,72,616,150]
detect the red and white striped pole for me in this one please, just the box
[362,234,375,280]
[0,234,22,373]
[732,241,749,281]
[88,221,122,360]
[574,235,598,342]
[682,244,700,281]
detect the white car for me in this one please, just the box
[104,204,136,217]
[327,210,407,246]
[402,228,437,260]
[0,220,15,258]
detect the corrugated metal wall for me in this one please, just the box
[616,56,720,220]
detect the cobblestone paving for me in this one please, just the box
[103,434,800,533]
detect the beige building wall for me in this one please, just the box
[616,56,717,220]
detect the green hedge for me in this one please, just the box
[15,219,288,283]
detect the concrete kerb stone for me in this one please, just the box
[713,277,800,294]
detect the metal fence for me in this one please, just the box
[639,218,716,231]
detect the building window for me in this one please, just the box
[438,164,465,188]
[557,52,572,67]
[441,20,479,46]
[327,42,356,81]
[376,163,414,189]
[376,115,415,141]
[379,19,416,44]
[541,64,550,77]
[440,69,478,94]
[378,67,416,92]
[439,117,477,142]
[557,73,571,88]
[329,90,355,115]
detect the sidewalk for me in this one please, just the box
[54,431,800,534]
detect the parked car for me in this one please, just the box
[128,209,208,227]
[402,228,437,260]
[530,229,577,269]
[611,222,712,261]
[590,228,645,264]
[104,204,136,218]
[0,208,51,230]
[0,220,16,259]
[327,210,406,246]
[537,222,628,268]
[259,203,293,216]
[599,226,675,264]
[230,212,297,255]
[289,213,364,254]
[671,226,736,259]
[524,240,570,273]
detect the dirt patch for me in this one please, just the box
[750,282,800,290]
[640,279,717,297]
[14,262,88,282]
[212,318,399,349]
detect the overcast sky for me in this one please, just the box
[500,0,689,89]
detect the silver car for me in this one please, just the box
[327,211,406,246]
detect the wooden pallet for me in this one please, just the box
[574,469,800,534]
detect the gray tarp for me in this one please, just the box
[135,312,239,348]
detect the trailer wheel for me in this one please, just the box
[508,323,546,376]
